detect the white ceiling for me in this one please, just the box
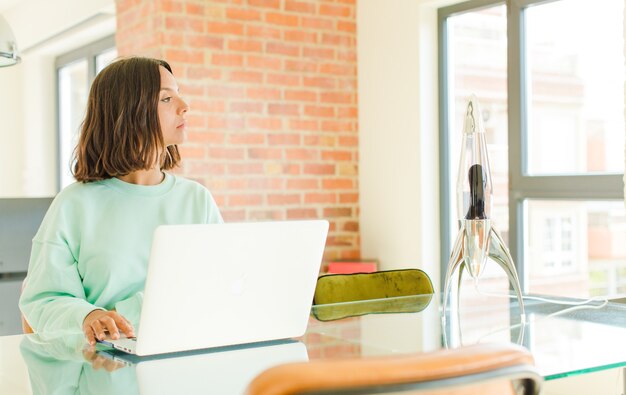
[0,0,23,12]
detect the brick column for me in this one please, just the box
[116,0,359,262]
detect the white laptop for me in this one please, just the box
[99,220,328,356]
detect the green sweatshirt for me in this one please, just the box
[19,173,222,334]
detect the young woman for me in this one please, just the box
[19,57,222,346]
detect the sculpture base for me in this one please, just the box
[441,222,526,325]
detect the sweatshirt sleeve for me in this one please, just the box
[19,193,102,335]
[19,239,101,335]
[113,292,143,328]
[206,191,223,224]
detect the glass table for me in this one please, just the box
[0,292,625,394]
[307,292,626,380]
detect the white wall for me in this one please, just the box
[0,61,23,197]
[357,0,444,289]
[0,0,115,197]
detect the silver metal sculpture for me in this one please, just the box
[442,95,525,323]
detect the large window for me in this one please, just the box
[439,0,625,297]
[56,36,116,190]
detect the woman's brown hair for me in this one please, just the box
[73,56,181,182]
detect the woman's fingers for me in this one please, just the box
[113,315,135,338]
[83,310,105,345]
[99,315,119,339]
[85,327,97,346]
[83,309,135,345]
[91,320,106,341]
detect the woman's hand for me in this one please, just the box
[82,309,135,346]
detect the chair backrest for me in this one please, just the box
[21,315,33,334]
[245,343,542,395]
[21,279,33,334]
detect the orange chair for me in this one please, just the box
[20,279,33,334]
[21,314,33,334]
[246,343,542,395]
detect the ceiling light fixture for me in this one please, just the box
[0,14,20,67]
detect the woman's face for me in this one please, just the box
[158,66,189,146]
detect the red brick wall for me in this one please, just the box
[115,0,359,262]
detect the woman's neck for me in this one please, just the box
[117,168,164,186]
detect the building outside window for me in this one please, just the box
[57,36,116,190]
[439,0,625,298]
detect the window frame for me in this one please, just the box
[55,35,115,192]
[438,0,624,291]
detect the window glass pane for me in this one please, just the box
[525,200,626,297]
[58,59,88,189]
[525,0,625,175]
[447,5,509,249]
[96,48,117,73]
